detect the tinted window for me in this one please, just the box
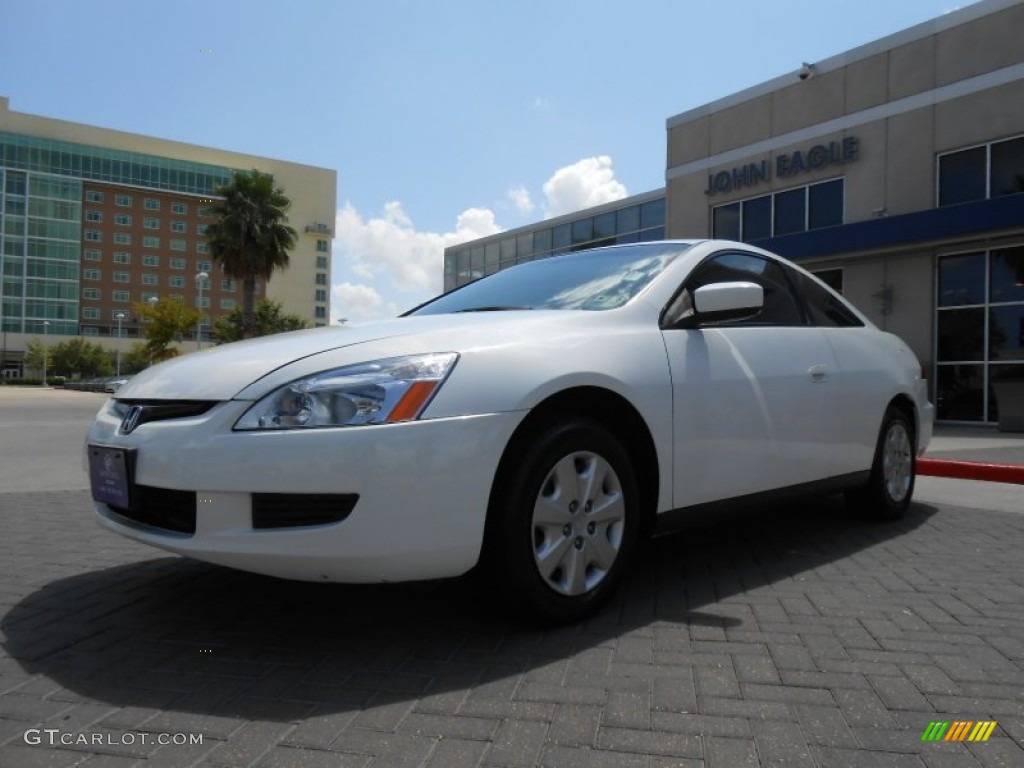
[991,137,1024,197]
[790,268,863,327]
[938,252,985,307]
[686,251,804,326]
[742,195,771,240]
[411,243,691,315]
[712,203,740,240]
[939,146,986,206]
[808,179,843,229]
[990,246,1024,304]
[774,188,805,235]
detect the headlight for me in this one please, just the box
[234,352,458,430]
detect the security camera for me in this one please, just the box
[799,62,815,81]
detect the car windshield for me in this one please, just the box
[411,242,692,315]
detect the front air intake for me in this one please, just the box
[251,494,358,529]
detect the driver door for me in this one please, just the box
[661,250,842,508]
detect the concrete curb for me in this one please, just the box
[918,457,1024,486]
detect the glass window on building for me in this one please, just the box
[143,236,159,248]
[169,276,185,288]
[223,298,237,310]
[938,146,987,206]
[85,210,102,222]
[315,272,327,285]
[773,188,806,236]
[552,224,571,253]
[484,242,500,274]
[499,237,516,266]
[936,249,1024,422]
[171,221,186,232]
[112,290,129,302]
[113,233,131,245]
[616,206,640,234]
[172,202,187,215]
[516,233,533,259]
[113,252,131,264]
[115,213,132,226]
[145,198,160,210]
[144,217,160,229]
[991,137,1024,198]
[808,179,843,229]
[640,198,666,230]
[571,218,593,245]
[115,194,132,207]
[316,239,329,252]
[812,268,844,294]
[741,195,771,241]
[533,229,552,255]
[593,212,616,241]
[712,203,740,240]
[143,254,159,266]
[316,255,328,269]
[83,288,100,299]
[83,249,101,262]
[85,190,104,203]
[170,239,186,251]
[113,271,130,283]
[470,246,485,277]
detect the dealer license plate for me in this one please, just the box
[88,445,135,509]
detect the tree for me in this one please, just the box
[50,338,114,378]
[205,169,298,339]
[120,342,154,375]
[23,339,51,375]
[136,298,201,363]
[213,299,309,343]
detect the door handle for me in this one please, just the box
[808,364,829,383]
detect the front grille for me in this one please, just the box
[114,400,218,432]
[252,493,358,529]
[108,485,197,534]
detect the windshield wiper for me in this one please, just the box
[453,306,532,312]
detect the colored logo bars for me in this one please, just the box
[921,721,998,742]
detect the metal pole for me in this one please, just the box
[42,321,49,387]
[115,312,126,376]
[195,271,208,350]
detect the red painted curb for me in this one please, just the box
[918,457,1024,485]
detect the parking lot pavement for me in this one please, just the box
[0,389,1022,767]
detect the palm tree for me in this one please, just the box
[205,169,298,338]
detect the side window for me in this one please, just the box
[789,268,864,327]
[686,251,805,326]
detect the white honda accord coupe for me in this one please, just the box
[87,240,933,622]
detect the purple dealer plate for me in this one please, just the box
[88,445,134,509]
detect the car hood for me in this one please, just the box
[113,311,599,401]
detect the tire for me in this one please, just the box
[846,406,916,520]
[486,419,640,624]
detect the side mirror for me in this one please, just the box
[681,281,764,327]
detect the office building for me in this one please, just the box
[1,96,336,375]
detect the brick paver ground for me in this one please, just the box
[0,490,1021,767]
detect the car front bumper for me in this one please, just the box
[87,398,524,582]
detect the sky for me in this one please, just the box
[2,0,971,322]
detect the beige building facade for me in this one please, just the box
[1,96,336,374]
[666,0,1024,423]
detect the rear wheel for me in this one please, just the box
[487,419,639,623]
[846,406,916,520]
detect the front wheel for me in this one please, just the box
[487,419,640,624]
[846,406,916,520]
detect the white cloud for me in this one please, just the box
[331,202,504,322]
[333,201,502,296]
[542,155,628,218]
[331,282,388,323]
[508,185,535,215]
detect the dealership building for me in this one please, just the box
[445,0,1024,424]
[0,96,336,376]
